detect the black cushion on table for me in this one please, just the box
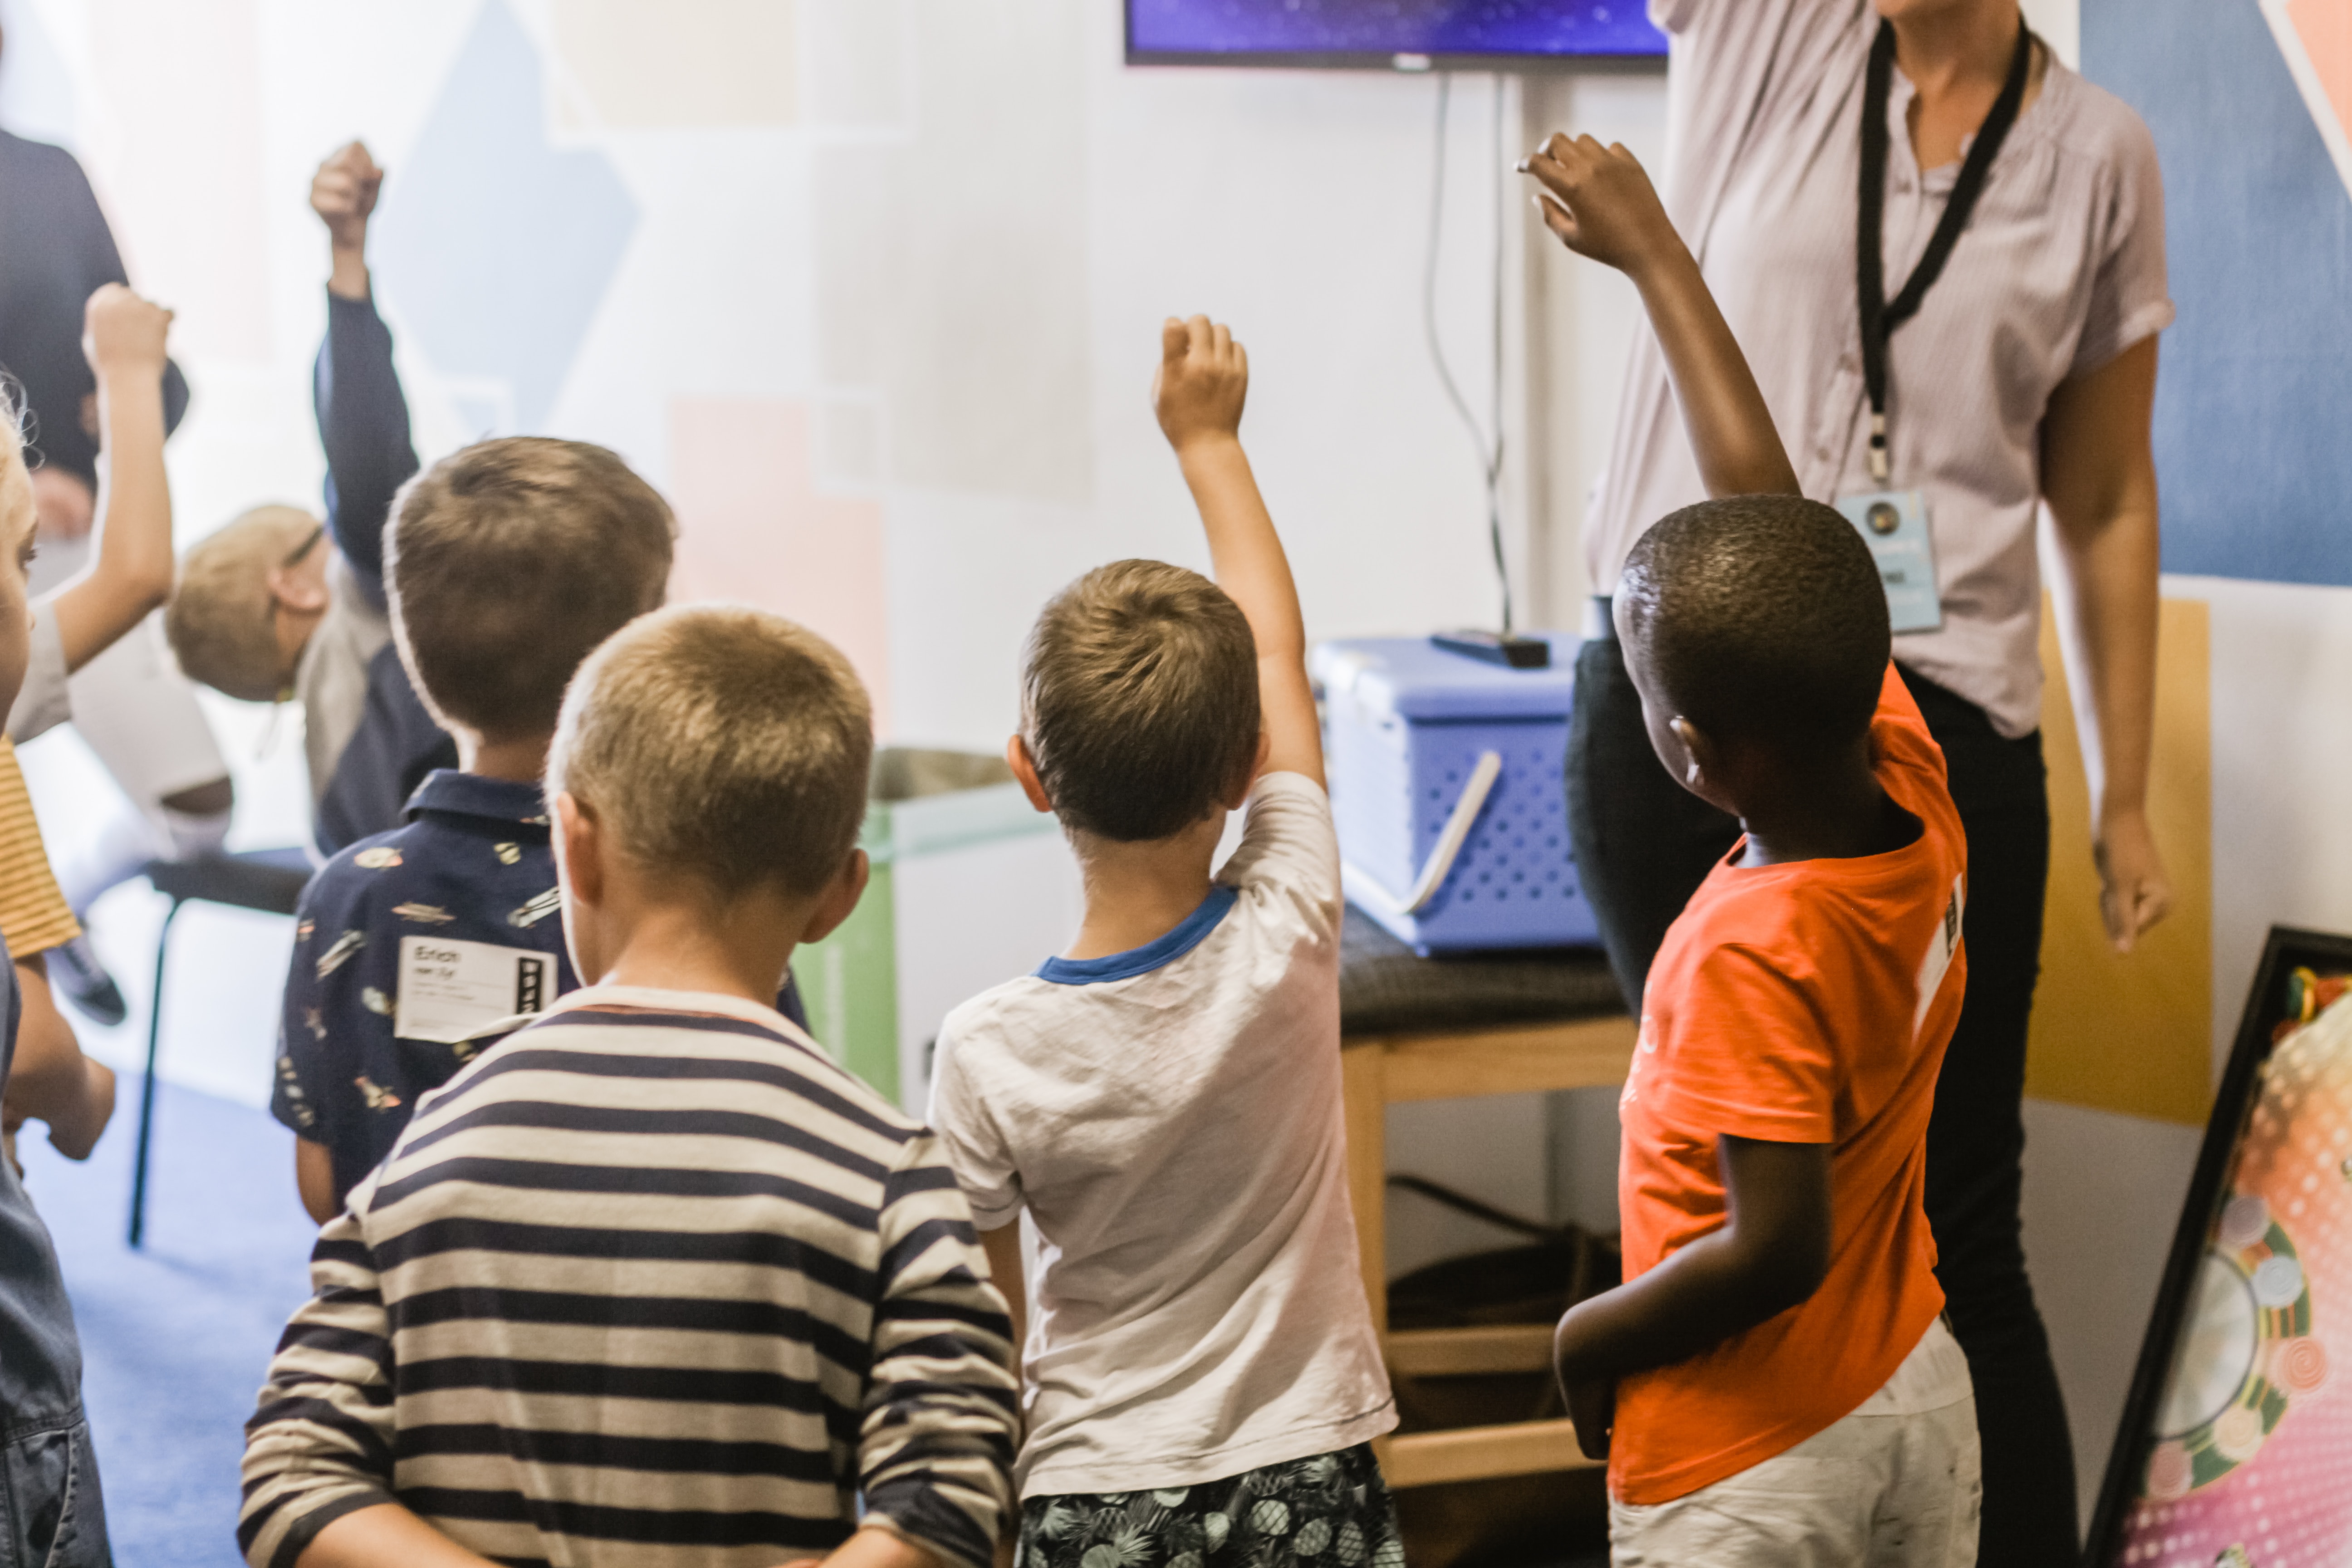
[1339,905,1626,1037]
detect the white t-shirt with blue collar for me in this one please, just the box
[928,771,1396,1498]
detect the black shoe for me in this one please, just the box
[48,934,127,1027]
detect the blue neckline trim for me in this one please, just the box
[1036,884,1240,986]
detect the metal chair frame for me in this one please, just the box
[127,848,312,1248]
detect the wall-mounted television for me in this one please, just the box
[1125,0,1668,69]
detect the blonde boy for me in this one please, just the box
[241,607,1018,1568]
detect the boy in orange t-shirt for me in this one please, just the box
[1522,137,1980,1561]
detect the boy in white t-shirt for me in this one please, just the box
[928,317,1399,1568]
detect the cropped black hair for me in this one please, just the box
[1617,494,1891,756]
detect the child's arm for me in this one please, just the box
[1,956,116,1160]
[1521,137,1799,500]
[292,1508,500,1568]
[861,1143,1023,1568]
[295,1138,339,1225]
[1152,316,1322,788]
[240,1207,448,1568]
[981,1223,1028,1356]
[1552,1135,1830,1457]
[45,284,176,672]
[310,141,418,606]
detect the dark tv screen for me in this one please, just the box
[1126,0,1668,66]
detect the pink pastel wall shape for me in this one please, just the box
[667,397,891,733]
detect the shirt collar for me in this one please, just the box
[403,768,551,831]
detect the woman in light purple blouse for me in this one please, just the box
[1546,0,2171,1561]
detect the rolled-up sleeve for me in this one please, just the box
[6,614,70,744]
[2070,112,2175,376]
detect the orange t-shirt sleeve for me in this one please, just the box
[1654,943,1837,1144]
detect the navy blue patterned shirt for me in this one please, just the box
[273,769,808,1206]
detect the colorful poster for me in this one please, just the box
[2110,991,2352,1565]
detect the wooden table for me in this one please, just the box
[1341,1012,1637,1489]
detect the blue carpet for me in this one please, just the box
[18,1078,319,1568]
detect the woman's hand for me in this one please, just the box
[2094,806,2171,954]
[1519,134,1684,279]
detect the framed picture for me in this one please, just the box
[2089,924,2352,1564]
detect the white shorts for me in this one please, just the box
[1609,1317,1981,1568]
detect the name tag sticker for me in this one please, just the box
[395,936,552,1044]
[1835,490,1942,634]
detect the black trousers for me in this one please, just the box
[1564,632,2078,1566]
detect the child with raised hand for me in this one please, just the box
[242,606,1018,1568]
[166,141,456,854]
[926,318,1401,1568]
[1521,136,1980,1563]
[9,280,181,736]
[0,384,118,1567]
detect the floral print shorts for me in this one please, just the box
[1016,1444,1405,1568]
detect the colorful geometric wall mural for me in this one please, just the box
[2086,0,2352,587]
[371,0,637,433]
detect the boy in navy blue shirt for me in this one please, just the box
[165,140,454,854]
[270,428,811,1220]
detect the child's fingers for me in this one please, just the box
[1210,321,1232,363]
[1185,314,1214,363]
[1534,193,1578,243]
[1161,317,1188,366]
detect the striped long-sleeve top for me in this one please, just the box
[240,986,1019,1568]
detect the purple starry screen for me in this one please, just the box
[1127,0,1666,62]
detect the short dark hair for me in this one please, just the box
[1022,559,1260,842]
[386,438,675,740]
[548,605,874,901]
[1618,494,1889,755]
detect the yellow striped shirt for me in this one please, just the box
[0,737,79,960]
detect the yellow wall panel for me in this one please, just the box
[2025,597,2211,1125]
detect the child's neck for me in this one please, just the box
[459,729,554,786]
[581,894,802,1010]
[1065,813,1227,961]
[1732,735,1918,867]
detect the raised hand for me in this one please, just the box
[82,284,173,383]
[1152,315,1249,456]
[312,140,384,254]
[1519,133,1681,278]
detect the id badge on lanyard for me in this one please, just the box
[1835,490,1940,633]
[1850,15,2031,636]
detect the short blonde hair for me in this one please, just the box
[166,505,318,701]
[548,605,873,900]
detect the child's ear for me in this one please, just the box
[800,848,871,947]
[1006,735,1053,814]
[1223,730,1270,810]
[552,792,604,909]
[264,562,330,613]
[1669,716,1715,792]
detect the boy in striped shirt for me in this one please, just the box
[241,607,1020,1568]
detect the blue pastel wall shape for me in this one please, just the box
[372,0,638,434]
[2085,0,2352,587]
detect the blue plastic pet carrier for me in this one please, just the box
[1311,633,1598,955]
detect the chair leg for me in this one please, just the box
[127,900,182,1250]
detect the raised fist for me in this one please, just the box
[311,140,383,253]
[82,284,173,381]
[1152,315,1249,456]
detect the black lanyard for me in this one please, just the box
[1858,17,2033,483]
